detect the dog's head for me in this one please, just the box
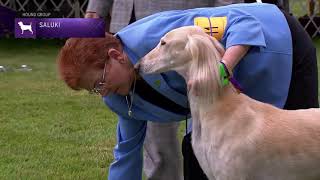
[17,21,23,26]
[137,26,224,76]
[136,26,202,75]
[137,26,226,101]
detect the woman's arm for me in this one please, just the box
[221,45,250,72]
[108,115,147,180]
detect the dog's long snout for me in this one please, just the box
[134,62,141,73]
[135,58,153,74]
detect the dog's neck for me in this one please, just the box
[188,82,252,140]
[188,83,236,116]
[178,68,252,128]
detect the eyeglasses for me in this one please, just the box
[90,61,108,95]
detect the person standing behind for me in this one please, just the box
[85,1,242,180]
[85,0,244,33]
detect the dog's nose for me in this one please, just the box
[134,62,141,73]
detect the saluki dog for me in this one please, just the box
[136,26,320,180]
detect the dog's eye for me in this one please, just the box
[160,40,166,46]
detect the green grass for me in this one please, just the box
[1,35,320,179]
[291,1,308,17]
[0,39,117,179]
[0,38,188,179]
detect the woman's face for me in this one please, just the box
[79,51,135,96]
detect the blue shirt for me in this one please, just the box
[103,3,292,179]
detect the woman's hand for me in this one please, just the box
[85,11,100,18]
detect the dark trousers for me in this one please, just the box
[182,11,319,180]
[282,11,319,109]
[182,132,208,180]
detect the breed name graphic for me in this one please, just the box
[17,21,33,34]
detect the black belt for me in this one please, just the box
[135,78,190,116]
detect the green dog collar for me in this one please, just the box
[219,62,229,86]
[219,61,244,93]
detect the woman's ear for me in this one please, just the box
[108,48,127,64]
[108,48,121,59]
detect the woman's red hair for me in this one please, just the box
[57,33,122,90]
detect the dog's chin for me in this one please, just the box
[140,66,164,74]
[136,57,165,74]
[136,61,168,74]
[135,63,152,74]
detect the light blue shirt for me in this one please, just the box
[104,3,292,179]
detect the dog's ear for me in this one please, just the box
[187,34,222,102]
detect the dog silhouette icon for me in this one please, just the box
[17,21,33,34]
